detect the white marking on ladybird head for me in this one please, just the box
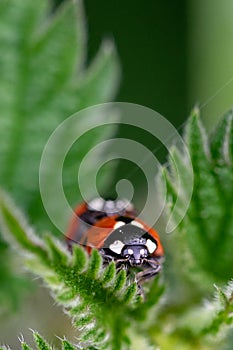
[109,240,125,254]
[140,248,147,256]
[113,221,125,230]
[127,248,134,255]
[130,220,144,229]
[146,239,157,253]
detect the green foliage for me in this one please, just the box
[0,331,78,350]
[0,190,164,349]
[0,0,119,226]
[0,240,29,312]
[0,2,232,346]
[0,0,119,309]
[203,281,233,335]
[1,103,233,350]
[162,107,233,294]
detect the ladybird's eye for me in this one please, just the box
[123,248,134,258]
[127,248,134,255]
[146,239,157,253]
[140,248,147,257]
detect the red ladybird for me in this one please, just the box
[66,198,164,290]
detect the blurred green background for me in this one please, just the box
[1,0,233,348]
[82,0,233,205]
[64,0,233,201]
[68,0,233,128]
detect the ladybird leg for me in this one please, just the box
[103,255,115,263]
[136,259,161,285]
[136,283,146,300]
[99,249,115,264]
[115,260,129,273]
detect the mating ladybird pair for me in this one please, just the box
[66,198,164,293]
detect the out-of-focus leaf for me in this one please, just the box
[0,0,119,227]
[0,0,119,309]
[162,108,233,294]
[0,190,164,349]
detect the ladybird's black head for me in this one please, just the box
[122,244,149,266]
[103,217,158,265]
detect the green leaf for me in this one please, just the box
[162,107,233,294]
[33,332,51,350]
[45,234,69,265]
[0,0,119,226]
[172,281,233,340]
[0,239,29,312]
[1,331,99,350]
[210,109,233,165]
[76,41,120,108]
[71,245,88,272]
[122,282,137,304]
[21,343,33,350]
[202,281,233,335]
[0,192,45,258]
[0,0,119,310]
[87,249,102,278]
[61,340,76,350]
[101,261,116,286]
[113,269,127,293]
[0,191,164,349]
[0,190,47,260]
[2,104,233,349]
[165,146,194,229]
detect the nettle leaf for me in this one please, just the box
[205,281,233,335]
[0,0,119,308]
[162,107,233,292]
[210,109,233,165]
[0,239,29,313]
[0,191,164,350]
[169,280,233,344]
[1,331,85,350]
[0,0,119,226]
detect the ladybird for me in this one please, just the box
[66,198,164,292]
